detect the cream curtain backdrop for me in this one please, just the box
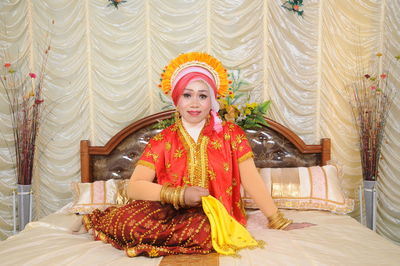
[0,0,398,244]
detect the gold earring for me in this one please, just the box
[174,110,180,121]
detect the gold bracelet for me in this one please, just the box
[172,187,181,210]
[179,185,186,208]
[160,184,169,204]
[160,185,188,210]
[268,211,293,230]
[166,187,175,204]
[279,219,293,230]
[163,186,172,204]
[267,211,282,222]
[267,211,284,227]
[270,216,288,229]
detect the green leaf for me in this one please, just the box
[255,115,268,126]
[258,100,271,114]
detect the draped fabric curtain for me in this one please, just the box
[0,0,398,244]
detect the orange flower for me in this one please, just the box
[4,63,11,68]
[380,73,387,79]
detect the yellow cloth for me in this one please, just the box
[202,195,265,255]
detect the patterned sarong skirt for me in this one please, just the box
[83,200,213,257]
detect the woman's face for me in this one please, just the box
[177,80,212,126]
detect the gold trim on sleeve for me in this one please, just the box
[136,160,156,170]
[238,151,254,163]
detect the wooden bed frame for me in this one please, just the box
[80,110,331,183]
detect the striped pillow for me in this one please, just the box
[241,165,354,214]
[69,179,129,214]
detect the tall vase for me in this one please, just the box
[17,184,33,231]
[363,180,377,230]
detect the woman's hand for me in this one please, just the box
[284,222,316,231]
[184,186,209,207]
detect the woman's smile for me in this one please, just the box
[187,110,202,116]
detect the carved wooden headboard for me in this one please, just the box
[80,110,331,183]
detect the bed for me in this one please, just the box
[1,110,399,266]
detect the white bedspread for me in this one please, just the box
[1,210,399,266]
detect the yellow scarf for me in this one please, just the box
[202,195,265,256]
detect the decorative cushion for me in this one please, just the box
[241,165,354,214]
[69,179,130,214]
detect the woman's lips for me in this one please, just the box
[187,111,201,116]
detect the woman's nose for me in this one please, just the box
[190,96,200,106]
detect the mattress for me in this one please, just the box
[1,209,399,266]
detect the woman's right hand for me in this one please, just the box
[184,186,210,207]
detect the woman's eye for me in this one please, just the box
[200,94,208,99]
[183,93,191,98]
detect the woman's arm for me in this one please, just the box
[239,158,278,217]
[239,158,315,230]
[127,165,162,201]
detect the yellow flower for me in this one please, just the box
[246,103,257,109]
[376,52,383,57]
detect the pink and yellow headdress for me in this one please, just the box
[159,52,230,99]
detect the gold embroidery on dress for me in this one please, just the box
[165,142,171,151]
[176,117,209,188]
[223,163,229,172]
[208,169,216,180]
[152,153,159,162]
[226,185,233,196]
[211,140,222,150]
[236,134,246,144]
[174,148,184,158]
[144,151,159,162]
[224,133,230,140]
[153,133,164,141]
[231,141,238,151]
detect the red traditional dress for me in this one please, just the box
[83,115,254,257]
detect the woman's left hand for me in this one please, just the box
[284,222,316,231]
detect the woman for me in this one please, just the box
[83,52,312,257]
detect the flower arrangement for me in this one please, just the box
[218,70,271,129]
[155,70,271,129]
[346,53,399,181]
[0,47,50,185]
[107,0,126,9]
[281,0,304,16]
